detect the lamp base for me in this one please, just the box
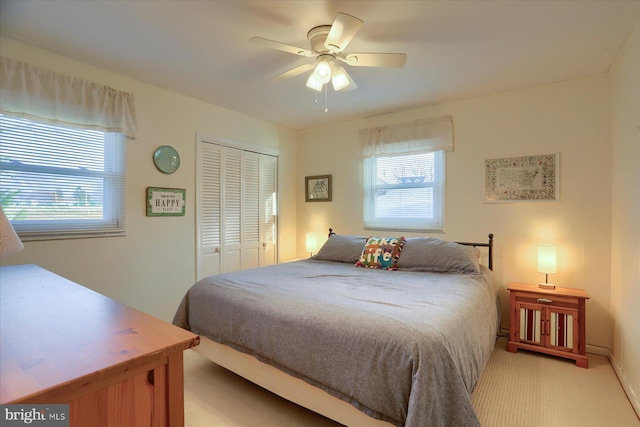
[539,282,556,290]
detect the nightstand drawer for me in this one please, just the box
[513,293,580,309]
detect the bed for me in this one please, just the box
[173,231,498,427]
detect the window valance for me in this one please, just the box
[359,115,453,158]
[0,56,137,139]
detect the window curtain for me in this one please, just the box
[0,56,137,139]
[359,115,453,157]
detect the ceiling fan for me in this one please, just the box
[250,12,407,93]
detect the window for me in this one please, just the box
[0,114,126,239]
[364,151,445,231]
[359,116,453,232]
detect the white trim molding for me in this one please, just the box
[609,351,640,419]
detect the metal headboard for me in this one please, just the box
[456,234,494,271]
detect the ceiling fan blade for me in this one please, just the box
[343,53,407,68]
[271,63,314,81]
[250,37,314,57]
[324,12,363,53]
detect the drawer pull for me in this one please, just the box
[537,298,553,303]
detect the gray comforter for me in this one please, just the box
[173,259,498,427]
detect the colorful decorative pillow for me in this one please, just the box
[355,236,406,270]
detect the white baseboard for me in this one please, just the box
[586,343,609,356]
[608,351,640,420]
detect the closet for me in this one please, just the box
[196,138,277,280]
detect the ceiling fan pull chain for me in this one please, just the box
[324,84,329,113]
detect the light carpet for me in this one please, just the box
[184,337,640,427]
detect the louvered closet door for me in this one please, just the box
[238,151,261,271]
[221,147,243,272]
[260,154,277,267]
[197,139,277,280]
[197,142,222,280]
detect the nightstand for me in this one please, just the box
[506,282,589,368]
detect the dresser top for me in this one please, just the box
[0,264,199,404]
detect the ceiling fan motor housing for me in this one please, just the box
[307,25,332,53]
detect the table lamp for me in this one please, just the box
[538,244,556,289]
[306,233,317,257]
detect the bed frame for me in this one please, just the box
[194,337,392,427]
[455,233,494,270]
[193,231,495,427]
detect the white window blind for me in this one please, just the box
[0,114,126,239]
[364,151,445,231]
[360,116,452,231]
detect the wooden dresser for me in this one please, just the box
[0,264,200,426]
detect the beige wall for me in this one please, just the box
[0,38,299,322]
[297,75,613,349]
[611,16,640,415]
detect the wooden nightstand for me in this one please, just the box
[507,282,589,368]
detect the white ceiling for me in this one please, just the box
[1,1,637,131]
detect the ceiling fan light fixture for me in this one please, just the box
[331,66,351,91]
[313,59,332,84]
[306,74,323,92]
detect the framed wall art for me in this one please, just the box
[484,153,559,202]
[305,175,332,202]
[146,187,186,216]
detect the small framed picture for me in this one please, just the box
[305,175,332,202]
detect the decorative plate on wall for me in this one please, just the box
[153,145,180,174]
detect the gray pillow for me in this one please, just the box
[396,237,481,274]
[311,234,368,263]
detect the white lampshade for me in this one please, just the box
[306,74,323,92]
[306,233,317,256]
[331,66,351,91]
[0,206,24,256]
[313,60,332,84]
[537,245,557,274]
[537,244,556,289]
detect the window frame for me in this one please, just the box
[363,150,445,232]
[0,114,126,241]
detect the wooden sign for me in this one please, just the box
[146,187,186,216]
